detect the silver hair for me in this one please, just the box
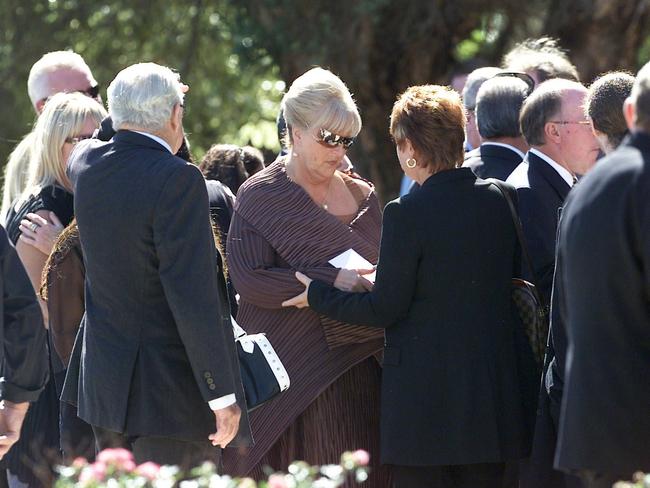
[462,67,502,110]
[27,50,94,107]
[108,63,184,132]
[476,76,529,139]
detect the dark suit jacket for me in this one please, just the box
[64,131,250,443]
[555,132,650,476]
[463,143,524,181]
[309,168,530,466]
[0,225,48,403]
[506,151,571,305]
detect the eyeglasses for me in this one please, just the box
[550,120,592,126]
[65,134,94,145]
[314,128,355,149]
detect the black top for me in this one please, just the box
[5,185,74,245]
[555,132,650,476]
[506,151,571,305]
[309,167,531,466]
[463,143,524,181]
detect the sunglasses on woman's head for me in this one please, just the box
[314,128,355,149]
[65,134,94,145]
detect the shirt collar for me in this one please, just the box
[133,131,173,154]
[529,148,575,187]
[481,142,525,160]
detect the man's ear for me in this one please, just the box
[624,98,635,131]
[170,103,183,131]
[544,121,561,144]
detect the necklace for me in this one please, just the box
[286,160,335,210]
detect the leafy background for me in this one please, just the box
[1,0,649,201]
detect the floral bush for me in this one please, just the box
[55,448,370,488]
[616,473,650,487]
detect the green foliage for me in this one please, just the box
[0,0,282,174]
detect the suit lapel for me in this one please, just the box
[527,152,571,202]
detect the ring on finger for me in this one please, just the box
[29,223,38,232]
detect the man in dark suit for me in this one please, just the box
[554,61,650,488]
[506,79,599,305]
[463,75,530,180]
[65,63,249,466]
[0,225,48,459]
[508,79,600,488]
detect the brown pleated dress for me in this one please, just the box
[222,160,389,486]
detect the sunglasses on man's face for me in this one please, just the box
[314,128,355,149]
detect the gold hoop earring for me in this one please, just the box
[406,158,417,169]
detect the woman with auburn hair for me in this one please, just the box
[223,67,389,485]
[284,85,532,488]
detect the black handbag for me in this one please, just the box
[232,317,290,411]
[489,179,550,369]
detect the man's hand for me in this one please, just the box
[208,404,241,448]
[19,212,64,255]
[0,401,28,459]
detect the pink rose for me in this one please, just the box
[78,467,95,485]
[135,462,161,480]
[72,457,88,469]
[351,450,370,466]
[91,461,107,480]
[96,448,135,471]
[267,474,289,488]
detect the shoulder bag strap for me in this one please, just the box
[488,178,548,310]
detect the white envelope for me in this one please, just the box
[328,248,376,283]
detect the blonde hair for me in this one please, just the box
[281,67,361,146]
[20,92,106,201]
[1,132,35,224]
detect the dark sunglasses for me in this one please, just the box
[82,84,101,100]
[491,72,535,96]
[40,84,101,105]
[65,134,94,145]
[314,128,355,149]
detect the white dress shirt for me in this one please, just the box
[133,130,236,411]
[529,148,575,187]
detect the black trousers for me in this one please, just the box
[92,425,221,470]
[391,462,515,488]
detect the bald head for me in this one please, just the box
[521,79,599,174]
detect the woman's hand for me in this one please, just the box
[282,272,314,308]
[18,212,64,255]
[333,267,375,292]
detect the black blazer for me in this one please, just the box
[0,225,48,403]
[555,132,650,476]
[64,131,250,443]
[463,143,524,181]
[309,168,530,466]
[506,151,571,305]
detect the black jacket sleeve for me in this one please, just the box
[308,200,419,328]
[0,225,48,403]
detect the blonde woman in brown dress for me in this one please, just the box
[223,67,388,486]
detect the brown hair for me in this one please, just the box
[586,72,634,149]
[40,220,80,300]
[199,144,248,194]
[390,85,465,173]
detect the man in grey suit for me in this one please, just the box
[555,60,650,488]
[65,63,248,466]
